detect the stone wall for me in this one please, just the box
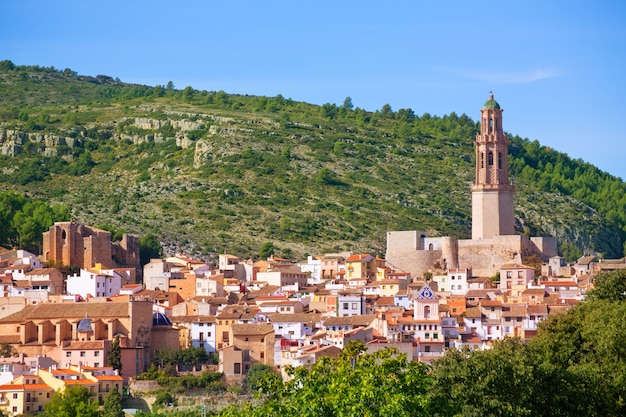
[387,230,554,279]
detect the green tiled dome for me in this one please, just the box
[483,93,500,109]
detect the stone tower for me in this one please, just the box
[471,93,514,239]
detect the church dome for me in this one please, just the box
[77,317,94,333]
[483,93,501,109]
[152,312,172,326]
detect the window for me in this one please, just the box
[95,351,100,357]
[66,352,72,357]
[433,333,438,339]
[199,332,204,341]
[425,333,430,339]
[207,332,211,337]
[94,362,100,367]
[260,352,264,359]
[245,337,249,342]
[13,394,18,399]
[80,351,86,357]
[352,303,358,309]
[343,303,349,309]
[47,393,50,398]
[488,152,494,165]
[498,152,502,168]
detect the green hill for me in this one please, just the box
[0,60,624,262]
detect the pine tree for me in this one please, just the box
[108,335,122,374]
[101,388,124,417]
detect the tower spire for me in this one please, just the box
[471,93,514,239]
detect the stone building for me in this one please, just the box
[386,94,556,278]
[42,221,140,282]
[0,300,173,380]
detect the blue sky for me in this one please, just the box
[2,1,625,179]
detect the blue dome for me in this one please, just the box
[77,317,93,333]
[152,312,172,326]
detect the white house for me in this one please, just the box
[66,266,122,298]
[297,256,322,284]
[190,317,217,356]
[432,268,472,295]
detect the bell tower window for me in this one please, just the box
[488,152,494,166]
[498,152,502,169]
[480,152,484,168]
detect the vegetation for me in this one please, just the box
[41,385,99,417]
[101,389,125,417]
[108,335,122,373]
[0,61,624,262]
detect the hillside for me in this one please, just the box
[0,61,624,262]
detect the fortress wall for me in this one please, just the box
[458,235,525,277]
[387,231,425,251]
[530,237,557,259]
[385,248,442,279]
[441,236,459,270]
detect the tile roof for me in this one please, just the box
[62,341,105,350]
[0,302,131,323]
[321,315,376,327]
[269,313,322,323]
[231,323,274,336]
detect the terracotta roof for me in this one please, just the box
[527,304,548,315]
[345,254,374,262]
[231,323,274,336]
[24,268,59,275]
[375,296,395,306]
[0,383,52,391]
[500,264,534,269]
[502,305,527,317]
[269,313,321,323]
[480,300,502,307]
[464,307,482,318]
[171,315,216,324]
[522,288,547,295]
[0,302,131,323]
[322,315,376,327]
[62,341,105,350]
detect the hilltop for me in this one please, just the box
[0,60,624,262]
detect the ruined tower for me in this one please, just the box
[471,93,514,239]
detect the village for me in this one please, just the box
[0,94,624,415]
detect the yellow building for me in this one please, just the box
[0,364,122,415]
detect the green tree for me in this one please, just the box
[42,385,99,417]
[139,233,163,266]
[108,335,122,374]
[0,343,16,358]
[342,96,353,110]
[258,242,274,259]
[101,388,124,417]
[245,363,280,394]
[586,270,626,302]
[219,346,432,416]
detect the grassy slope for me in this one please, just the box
[0,64,622,261]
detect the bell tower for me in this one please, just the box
[471,93,514,239]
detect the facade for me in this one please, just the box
[66,266,122,299]
[42,222,140,280]
[499,264,535,297]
